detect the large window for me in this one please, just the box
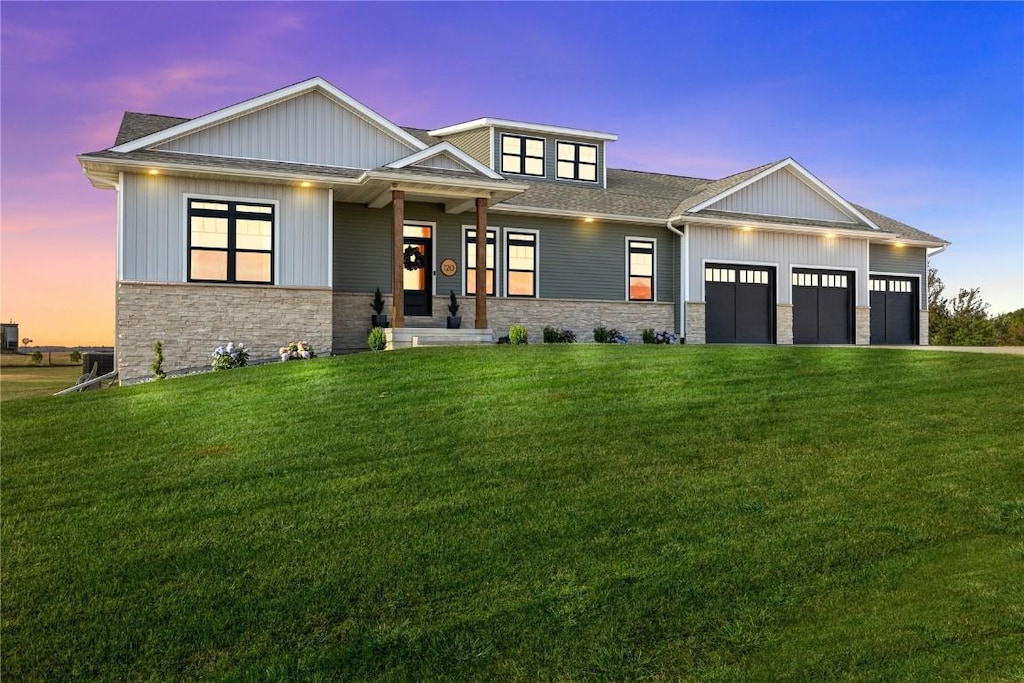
[188,199,274,284]
[627,238,655,301]
[556,141,598,182]
[465,228,496,295]
[501,134,545,177]
[505,230,538,297]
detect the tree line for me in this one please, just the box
[929,268,1023,346]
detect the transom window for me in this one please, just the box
[465,228,497,295]
[505,231,537,297]
[556,141,598,182]
[627,239,655,301]
[188,199,274,284]
[501,134,545,177]
[706,267,736,283]
[872,279,912,292]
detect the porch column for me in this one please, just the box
[392,190,405,328]
[475,197,488,329]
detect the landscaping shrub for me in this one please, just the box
[654,330,678,344]
[279,341,315,361]
[642,328,656,344]
[543,327,576,343]
[152,340,165,379]
[31,351,42,365]
[508,325,528,345]
[367,327,387,351]
[594,327,627,343]
[211,342,248,370]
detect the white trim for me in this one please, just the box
[602,142,608,189]
[404,220,437,305]
[116,171,124,281]
[684,159,882,231]
[327,188,334,289]
[489,204,664,226]
[680,212,943,246]
[625,236,657,303]
[682,225,689,336]
[429,117,618,142]
[461,224,499,297]
[488,128,495,170]
[385,142,504,180]
[112,77,427,154]
[699,258,781,304]
[182,192,281,285]
[554,139,600,184]
[81,154,365,187]
[503,227,540,299]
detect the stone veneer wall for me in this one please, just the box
[684,303,706,345]
[919,310,929,345]
[855,306,871,345]
[332,292,674,349]
[776,304,794,345]
[117,282,332,383]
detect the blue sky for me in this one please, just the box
[2,1,1021,344]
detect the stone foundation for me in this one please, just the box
[856,306,871,345]
[117,281,332,383]
[919,310,929,345]
[776,304,794,345]
[684,302,706,344]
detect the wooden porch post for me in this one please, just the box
[392,190,405,328]
[475,197,488,329]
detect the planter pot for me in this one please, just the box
[446,316,462,329]
[372,314,390,328]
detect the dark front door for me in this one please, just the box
[403,224,432,317]
[792,269,854,344]
[870,276,917,344]
[705,264,775,343]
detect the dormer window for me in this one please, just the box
[501,134,544,177]
[556,141,598,182]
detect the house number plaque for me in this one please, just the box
[440,259,458,277]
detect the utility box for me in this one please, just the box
[82,352,115,376]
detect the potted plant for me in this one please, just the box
[446,290,462,329]
[370,287,389,328]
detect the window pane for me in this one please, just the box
[630,277,653,300]
[557,161,575,178]
[525,138,544,157]
[404,262,425,290]
[236,204,273,214]
[508,270,534,296]
[502,136,521,154]
[557,143,574,161]
[236,251,271,282]
[404,225,431,238]
[508,245,535,271]
[191,201,228,211]
[502,155,521,174]
[191,216,228,248]
[466,269,494,295]
[579,164,597,181]
[191,250,227,280]
[524,158,544,176]
[578,145,597,163]
[236,219,272,250]
[630,252,653,277]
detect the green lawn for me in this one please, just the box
[2,346,1022,681]
[1,365,85,401]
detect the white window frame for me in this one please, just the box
[625,236,657,302]
[503,227,540,299]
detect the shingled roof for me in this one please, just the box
[114,112,190,146]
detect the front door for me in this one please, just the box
[403,224,433,317]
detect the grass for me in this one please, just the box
[2,346,1022,681]
[1,366,84,401]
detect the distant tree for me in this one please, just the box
[993,308,1024,346]
[31,351,43,365]
[928,267,996,346]
[70,350,83,364]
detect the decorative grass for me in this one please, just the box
[2,346,1022,681]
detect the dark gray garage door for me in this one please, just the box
[705,264,775,343]
[792,269,854,344]
[870,276,918,344]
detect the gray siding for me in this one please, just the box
[688,225,869,305]
[122,173,330,286]
[333,203,675,305]
[870,243,928,308]
[440,129,491,166]
[155,91,417,169]
[415,154,471,171]
[711,168,854,223]
[493,128,606,188]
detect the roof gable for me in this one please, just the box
[384,142,503,180]
[111,77,426,170]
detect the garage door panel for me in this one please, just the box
[736,283,772,342]
[870,276,918,345]
[706,282,737,343]
[705,264,775,344]
[793,268,853,344]
[792,286,819,344]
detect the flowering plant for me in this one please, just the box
[653,330,678,344]
[279,341,315,361]
[211,342,248,370]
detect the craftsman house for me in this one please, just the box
[78,77,948,382]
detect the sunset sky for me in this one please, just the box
[2,1,1021,346]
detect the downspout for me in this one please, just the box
[665,217,686,339]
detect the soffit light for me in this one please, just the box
[148,169,159,175]
[301,181,312,188]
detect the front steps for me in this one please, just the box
[385,327,494,350]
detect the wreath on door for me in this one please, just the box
[403,246,425,271]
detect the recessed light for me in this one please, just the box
[825,233,836,239]
[584,217,594,223]
[300,181,312,188]
[741,226,753,232]
[148,169,159,175]
[894,241,905,248]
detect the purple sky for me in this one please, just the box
[2,1,1022,345]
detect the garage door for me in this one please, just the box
[870,276,917,344]
[792,269,854,344]
[705,264,775,343]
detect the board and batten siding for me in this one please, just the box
[710,168,854,223]
[439,129,491,167]
[414,154,471,171]
[870,243,928,308]
[154,91,417,169]
[121,173,330,286]
[492,128,606,188]
[333,202,675,304]
[688,225,868,305]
